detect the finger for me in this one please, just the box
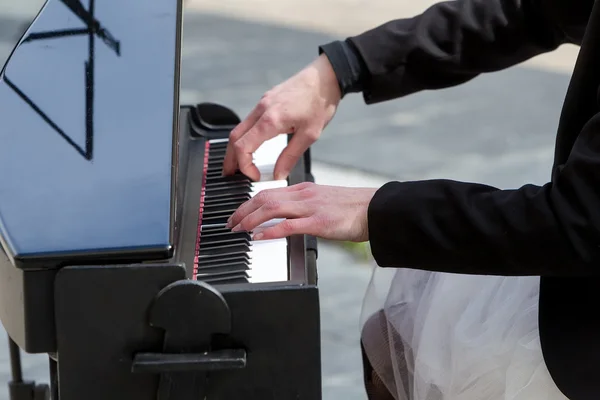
[233,200,310,233]
[234,113,285,180]
[273,129,318,180]
[222,105,263,176]
[227,186,306,228]
[252,217,316,241]
[234,147,261,182]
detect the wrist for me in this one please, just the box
[311,54,342,107]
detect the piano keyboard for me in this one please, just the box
[193,135,289,285]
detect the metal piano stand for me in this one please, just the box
[7,337,52,400]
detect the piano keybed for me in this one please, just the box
[194,136,290,284]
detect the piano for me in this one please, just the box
[0,1,320,399]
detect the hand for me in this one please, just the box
[222,54,342,181]
[226,182,377,242]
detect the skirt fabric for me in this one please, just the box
[359,266,569,400]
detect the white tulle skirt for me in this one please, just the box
[359,266,569,400]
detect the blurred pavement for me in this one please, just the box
[0,0,580,399]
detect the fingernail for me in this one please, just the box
[226,216,232,227]
[231,224,242,232]
[253,232,263,240]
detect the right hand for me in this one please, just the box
[222,54,342,181]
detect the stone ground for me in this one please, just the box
[0,0,580,399]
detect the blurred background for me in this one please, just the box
[0,0,579,399]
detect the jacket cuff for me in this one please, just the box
[318,40,368,97]
[367,181,407,267]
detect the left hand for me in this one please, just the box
[226,182,377,242]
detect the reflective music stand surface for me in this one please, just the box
[3,0,120,161]
[5,0,120,399]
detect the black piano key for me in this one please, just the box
[207,159,225,168]
[205,181,251,191]
[204,185,248,194]
[206,160,225,167]
[205,175,248,185]
[201,209,234,219]
[202,276,249,285]
[199,238,249,251]
[196,259,249,271]
[197,253,250,265]
[201,232,250,243]
[200,226,232,234]
[208,151,226,158]
[196,263,249,275]
[207,158,225,165]
[206,168,224,176]
[200,229,251,242]
[202,206,240,217]
[205,172,226,180]
[197,243,249,257]
[203,194,250,205]
[208,148,228,155]
[201,216,228,226]
[207,167,224,175]
[209,145,226,151]
[204,186,251,198]
[201,270,248,279]
[204,179,247,189]
[210,148,228,153]
[196,265,249,276]
[205,181,250,191]
[198,273,250,284]
[200,212,241,222]
[198,241,249,254]
[203,198,246,209]
[196,266,249,277]
[209,143,228,150]
[200,223,228,231]
[204,190,250,200]
[201,215,229,225]
[198,254,249,266]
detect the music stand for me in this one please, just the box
[2,0,120,161]
[4,1,120,398]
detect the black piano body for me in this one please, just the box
[0,1,320,399]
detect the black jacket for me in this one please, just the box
[319,0,600,398]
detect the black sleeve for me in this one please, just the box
[321,0,577,103]
[367,109,600,276]
[318,40,368,98]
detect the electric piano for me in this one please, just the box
[0,1,320,399]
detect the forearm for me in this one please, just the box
[367,114,600,276]
[321,0,571,103]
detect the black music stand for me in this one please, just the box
[2,0,120,161]
[4,1,120,399]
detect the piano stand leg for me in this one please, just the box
[7,337,50,400]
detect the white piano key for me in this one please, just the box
[208,138,230,145]
[246,178,289,282]
[253,134,287,181]
[250,179,288,194]
[247,238,288,283]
